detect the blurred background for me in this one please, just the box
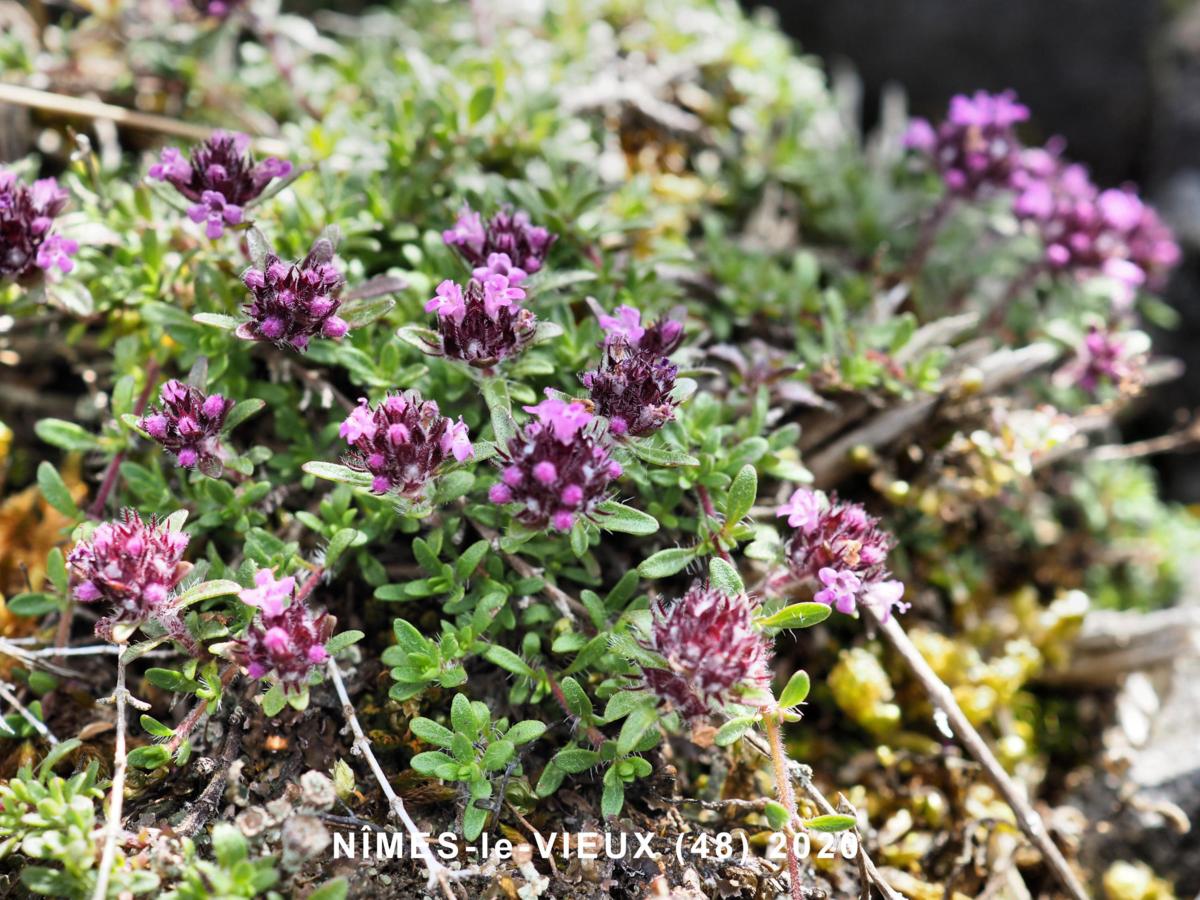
[751,0,1200,502]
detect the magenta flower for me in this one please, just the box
[139,379,234,475]
[1055,324,1145,395]
[596,304,685,356]
[339,390,473,497]
[1013,152,1179,294]
[443,204,556,275]
[642,583,772,720]
[235,570,331,693]
[238,234,348,352]
[489,391,621,532]
[905,90,1029,197]
[0,170,76,282]
[67,510,193,645]
[777,489,909,622]
[147,131,291,239]
[580,341,678,437]
[170,0,244,17]
[423,275,536,369]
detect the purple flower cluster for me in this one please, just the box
[339,391,473,497]
[139,380,234,475]
[238,240,348,352]
[235,570,331,693]
[777,488,909,622]
[148,131,291,239]
[1013,149,1181,293]
[0,170,77,282]
[489,392,622,532]
[581,342,678,437]
[424,275,536,368]
[67,510,191,639]
[642,582,772,720]
[443,205,556,277]
[904,90,1030,197]
[1056,324,1144,395]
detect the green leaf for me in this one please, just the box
[504,720,546,745]
[338,295,395,329]
[324,630,364,656]
[450,693,477,740]
[617,704,658,756]
[176,579,243,608]
[302,461,374,487]
[463,804,489,841]
[261,682,287,717]
[5,592,59,617]
[37,462,78,517]
[522,269,597,298]
[553,748,600,774]
[468,85,495,122]
[481,377,516,446]
[637,547,695,578]
[724,464,757,526]
[127,745,171,770]
[708,557,744,595]
[223,398,266,433]
[433,470,475,505]
[713,715,757,747]
[805,814,858,833]
[764,801,791,831]
[535,762,565,797]
[758,602,833,630]
[603,690,652,724]
[453,540,490,580]
[140,715,175,738]
[35,418,98,451]
[778,670,811,708]
[145,668,200,693]
[627,442,699,467]
[596,500,659,535]
[601,769,625,817]
[410,717,456,748]
[482,644,534,678]
[410,751,456,776]
[481,739,515,771]
[306,878,350,900]
[192,312,240,330]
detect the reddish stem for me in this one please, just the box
[88,359,159,520]
[764,706,805,900]
[165,663,238,755]
[902,194,956,282]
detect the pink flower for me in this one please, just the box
[814,567,863,614]
[523,394,593,443]
[425,280,468,323]
[777,488,823,533]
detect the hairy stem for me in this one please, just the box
[164,663,238,755]
[762,706,805,900]
[326,656,459,900]
[695,485,732,562]
[864,607,1090,900]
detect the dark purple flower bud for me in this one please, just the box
[490,392,621,532]
[642,582,772,720]
[147,131,291,239]
[0,170,77,282]
[234,570,332,693]
[596,303,684,356]
[339,390,473,497]
[424,276,536,369]
[139,379,234,475]
[580,340,678,437]
[443,204,556,275]
[777,489,909,622]
[67,510,192,641]
[237,237,347,352]
[905,90,1028,197]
